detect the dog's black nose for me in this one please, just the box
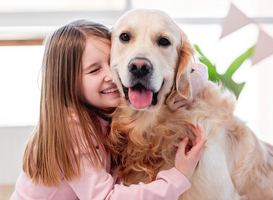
[128,58,152,77]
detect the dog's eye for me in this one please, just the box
[120,33,130,42]
[158,38,170,46]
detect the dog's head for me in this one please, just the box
[111,9,195,111]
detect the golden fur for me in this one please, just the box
[109,9,273,200]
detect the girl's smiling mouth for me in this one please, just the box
[101,85,119,94]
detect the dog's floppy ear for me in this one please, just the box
[176,32,195,99]
[166,31,195,106]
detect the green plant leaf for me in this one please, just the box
[224,46,254,77]
[193,44,253,99]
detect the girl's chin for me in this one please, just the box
[105,97,120,108]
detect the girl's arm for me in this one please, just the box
[171,62,208,110]
[68,122,206,200]
[69,157,190,200]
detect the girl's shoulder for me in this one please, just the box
[68,111,109,135]
[67,112,103,152]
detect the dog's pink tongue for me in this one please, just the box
[128,87,153,108]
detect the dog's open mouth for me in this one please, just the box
[123,83,158,108]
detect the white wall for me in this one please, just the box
[0,126,34,184]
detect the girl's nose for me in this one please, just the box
[104,65,113,82]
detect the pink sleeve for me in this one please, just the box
[69,153,191,200]
[192,62,209,81]
[108,168,190,200]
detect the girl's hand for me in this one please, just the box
[174,124,207,180]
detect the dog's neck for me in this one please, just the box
[109,98,183,184]
[110,98,181,149]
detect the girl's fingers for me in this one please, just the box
[193,134,207,150]
[185,123,206,141]
[185,123,200,138]
[185,123,198,146]
[196,124,207,143]
[176,137,189,156]
[184,124,207,156]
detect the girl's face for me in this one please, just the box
[80,37,120,108]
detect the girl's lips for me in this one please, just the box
[101,85,119,94]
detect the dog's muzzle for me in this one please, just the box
[123,57,158,109]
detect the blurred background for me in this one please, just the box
[0,0,272,199]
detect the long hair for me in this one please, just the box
[22,19,113,186]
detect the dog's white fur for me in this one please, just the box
[109,9,273,200]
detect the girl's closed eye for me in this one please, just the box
[89,67,101,74]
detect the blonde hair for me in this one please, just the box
[22,19,113,186]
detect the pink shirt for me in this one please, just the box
[11,117,191,200]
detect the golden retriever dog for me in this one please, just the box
[109,9,273,200]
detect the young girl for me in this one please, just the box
[11,19,207,200]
